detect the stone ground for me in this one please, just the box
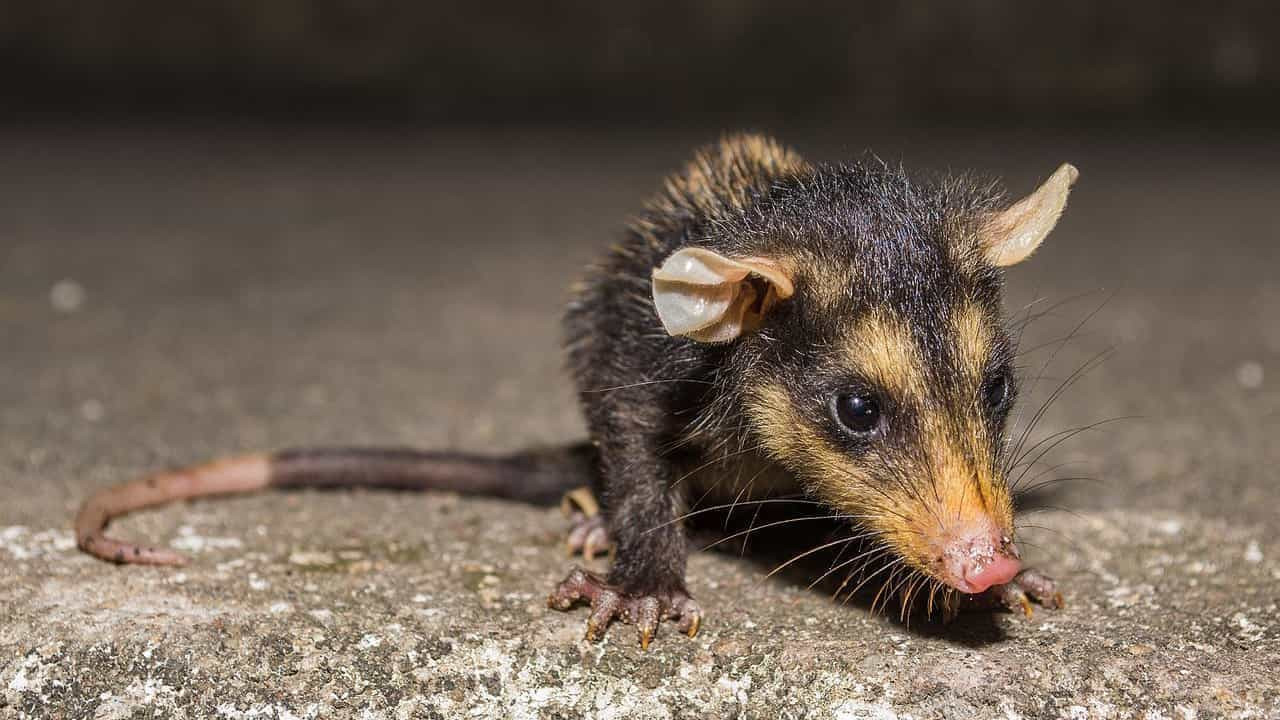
[0,126,1277,719]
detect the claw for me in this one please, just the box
[561,486,600,518]
[548,567,701,649]
[685,615,701,638]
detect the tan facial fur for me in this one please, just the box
[842,312,928,406]
[951,302,995,384]
[745,307,1016,594]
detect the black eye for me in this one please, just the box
[982,372,1011,410]
[833,393,881,434]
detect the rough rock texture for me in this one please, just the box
[1,128,1277,718]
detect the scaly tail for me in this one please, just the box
[75,443,597,566]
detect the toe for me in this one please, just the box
[634,596,661,650]
[586,589,622,642]
[566,520,590,555]
[999,583,1034,618]
[668,595,702,637]
[1014,569,1063,608]
[677,607,702,637]
[547,566,596,610]
[582,526,610,561]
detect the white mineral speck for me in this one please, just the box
[50,279,86,312]
[1234,613,1264,640]
[1236,361,1264,389]
[80,399,105,422]
[171,532,243,553]
[289,551,336,566]
[1244,540,1263,564]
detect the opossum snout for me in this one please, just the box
[935,526,1021,594]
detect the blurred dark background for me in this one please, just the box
[3,1,1279,536]
[2,1,1277,128]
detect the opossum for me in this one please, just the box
[76,134,1075,649]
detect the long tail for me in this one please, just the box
[75,443,597,566]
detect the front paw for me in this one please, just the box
[963,567,1064,618]
[547,566,702,649]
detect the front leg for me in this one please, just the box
[956,567,1064,619]
[547,429,702,649]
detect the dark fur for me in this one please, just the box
[564,138,1017,598]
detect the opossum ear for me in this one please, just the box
[652,247,795,343]
[983,163,1079,267]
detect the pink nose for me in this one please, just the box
[938,530,1022,594]
[961,553,1021,594]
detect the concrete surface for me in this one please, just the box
[1,127,1277,719]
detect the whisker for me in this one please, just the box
[677,443,765,490]
[1014,475,1100,500]
[1008,345,1114,466]
[1005,293,1114,470]
[869,567,896,616]
[582,378,716,393]
[1014,459,1093,489]
[808,543,889,591]
[763,536,861,581]
[724,461,772,530]
[819,533,862,583]
[840,557,905,605]
[899,571,927,625]
[926,579,941,618]
[700,514,867,552]
[1011,416,1138,488]
[648,497,826,532]
[1005,347,1119,477]
[1009,289,1105,337]
[1014,523,1089,555]
[1017,504,1089,522]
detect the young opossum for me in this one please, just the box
[76,134,1076,649]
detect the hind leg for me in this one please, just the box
[561,487,614,562]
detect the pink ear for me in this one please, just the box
[651,247,794,343]
[984,163,1078,267]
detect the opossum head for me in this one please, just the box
[652,160,1078,597]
